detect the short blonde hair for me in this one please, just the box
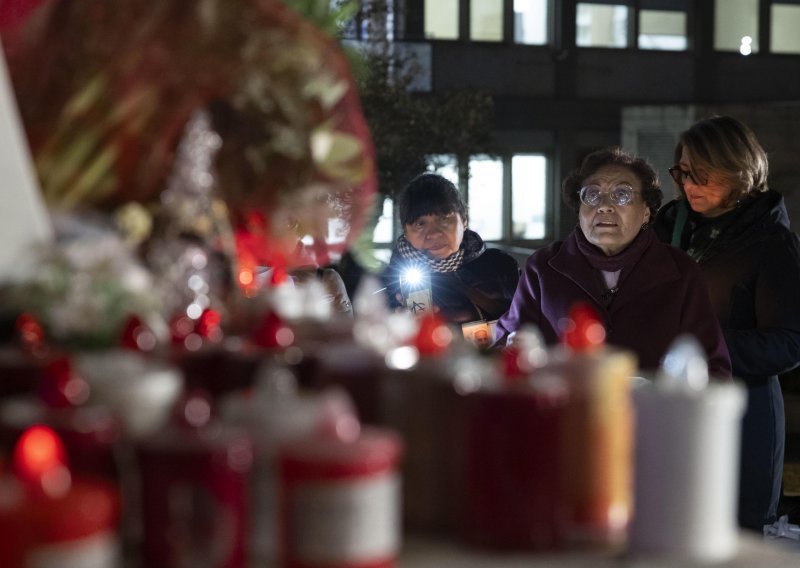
[675,115,769,199]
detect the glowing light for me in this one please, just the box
[13,425,71,497]
[739,35,752,56]
[188,274,206,291]
[334,414,361,443]
[252,311,295,348]
[432,325,453,347]
[135,330,157,351]
[586,322,607,345]
[414,314,453,355]
[41,465,71,498]
[276,327,295,347]
[385,346,420,370]
[238,269,254,287]
[184,396,211,427]
[186,303,203,319]
[403,267,424,286]
[184,333,203,351]
[16,312,45,350]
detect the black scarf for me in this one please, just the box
[574,226,655,272]
[684,204,746,263]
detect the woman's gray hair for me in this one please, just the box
[561,146,662,222]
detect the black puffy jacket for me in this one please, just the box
[381,230,520,325]
[654,189,800,530]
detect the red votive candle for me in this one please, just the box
[0,425,120,567]
[135,391,254,568]
[278,415,404,568]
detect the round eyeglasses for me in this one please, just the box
[668,166,706,186]
[579,184,639,208]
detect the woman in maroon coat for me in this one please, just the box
[495,147,731,377]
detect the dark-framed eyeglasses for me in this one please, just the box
[579,184,639,207]
[668,166,706,186]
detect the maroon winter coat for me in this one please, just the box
[496,229,732,377]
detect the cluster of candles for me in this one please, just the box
[0,278,747,567]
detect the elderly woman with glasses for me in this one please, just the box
[495,146,731,376]
[653,115,800,532]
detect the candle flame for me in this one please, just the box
[13,425,71,497]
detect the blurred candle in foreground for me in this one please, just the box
[278,411,403,568]
[458,338,567,550]
[136,391,253,568]
[629,335,745,562]
[559,303,636,547]
[0,425,120,568]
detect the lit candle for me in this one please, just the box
[13,425,70,498]
[0,425,121,567]
[559,303,636,548]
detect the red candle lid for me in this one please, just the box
[562,302,606,352]
[251,310,295,349]
[280,427,404,481]
[15,312,46,354]
[37,356,90,409]
[119,314,158,352]
[413,313,452,356]
[10,425,120,542]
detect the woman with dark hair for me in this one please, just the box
[381,173,519,346]
[495,146,731,375]
[653,115,800,531]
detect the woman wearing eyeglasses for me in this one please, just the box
[653,115,800,531]
[495,146,731,376]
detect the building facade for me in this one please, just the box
[351,0,800,260]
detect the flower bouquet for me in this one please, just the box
[3,0,377,277]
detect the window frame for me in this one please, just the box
[371,151,554,257]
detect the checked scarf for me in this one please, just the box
[396,234,465,273]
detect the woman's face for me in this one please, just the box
[404,212,466,260]
[676,147,738,217]
[578,164,651,256]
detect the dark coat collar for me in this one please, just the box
[549,229,683,314]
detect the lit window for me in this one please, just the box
[714,0,758,54]
[427,154,460,185]
[425,0,459,39]
[372,197,395,244]
[638,10,688,51]
[771,4,800,54]
[471,0,504,42]
[418,153,551,246]
[512,154,547,240]
[514,0,549,45]
[468,156,504,241]
[576,3,630,48]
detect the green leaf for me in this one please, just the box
[311,128,366,183]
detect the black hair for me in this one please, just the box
[397,173,467,226]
